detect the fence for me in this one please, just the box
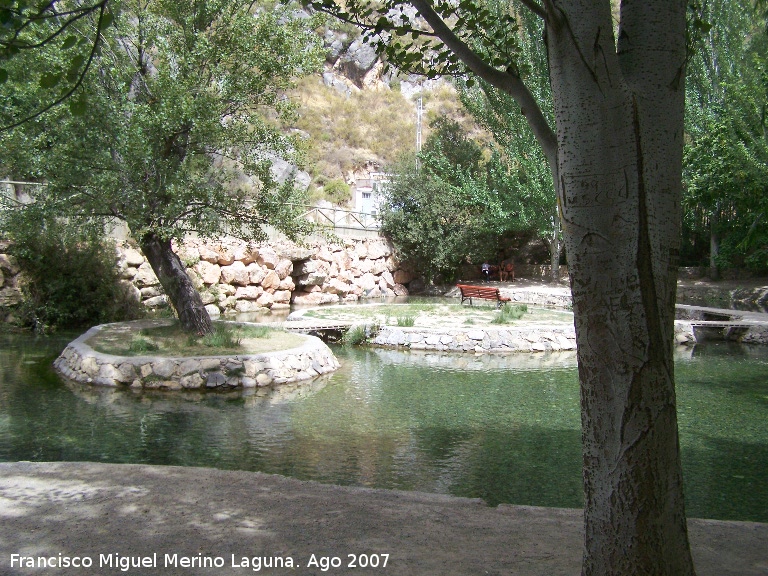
[295,205,381,233]
[0,182,383,238]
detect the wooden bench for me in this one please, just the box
[457,284,511,308]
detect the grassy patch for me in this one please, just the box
[190,325,242,349]
[301,300,570,329]
[304,303,468,323]
[129,336,160,354]
[396,315,415,327]
[90,321,306,356]
[490,304,529,324]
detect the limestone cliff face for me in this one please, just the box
[319,21,444,97]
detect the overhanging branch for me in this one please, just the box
[409,0,557,165]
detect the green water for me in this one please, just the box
[0,331,766,522]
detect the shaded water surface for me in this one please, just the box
[0,331,766,522]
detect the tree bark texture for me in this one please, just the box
[546,1,694,574]
[546,216,563,282]
[140,233,213,335]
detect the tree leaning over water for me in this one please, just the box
[0,0,324,334]
[311,0,694,573]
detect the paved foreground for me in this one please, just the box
[0,462,766,575]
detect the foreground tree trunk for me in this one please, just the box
[319,0,696,570]
[140,233,212,335]
[547,1,694,574]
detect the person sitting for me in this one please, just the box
[500,259,515,282]
[481,261,491,283]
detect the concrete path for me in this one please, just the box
[1,462,766,575]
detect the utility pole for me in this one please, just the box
[415,93,423,169]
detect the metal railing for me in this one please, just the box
[0,182,382,236]
[295,204,381,232]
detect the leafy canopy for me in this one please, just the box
[1,0,325,244]
[0,0,113,129]
[683,0,768,272]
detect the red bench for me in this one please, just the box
[457,284,511,308]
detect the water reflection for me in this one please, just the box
[0,331,766,522]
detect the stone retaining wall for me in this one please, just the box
[369,319,697,353]
[53,320,340,390]
[0,236,414,322]
[500,288,573,310]
[117,236,412,316]
[0,241,22,313]
[370,325,578,353]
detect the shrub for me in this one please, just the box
[322,179,352,206]
[396,315,415,327]
[342,325,368,345]
[490,303,528,324]
[3,209,141,333]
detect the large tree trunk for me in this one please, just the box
[140,233,212,334]
[547,1,694,574]
[401,0,694,570]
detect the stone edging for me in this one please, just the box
[499,289,573,310]
[370,324,577,353]
[53,321,340,390]
[369,321,699,353]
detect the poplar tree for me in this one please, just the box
[311,0,695,572]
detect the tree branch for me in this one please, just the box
[0,2,108,131]
[409,0,557,166]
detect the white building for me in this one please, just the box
[353,172,389,216]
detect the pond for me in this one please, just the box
[0,329,766,523]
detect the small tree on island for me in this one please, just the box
[0,0,324,334]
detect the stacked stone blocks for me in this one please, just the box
[116,237,411,316]
[53,321,340,390]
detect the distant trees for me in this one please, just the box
[381,117,537,283]
[683,0,768,276]
[1,0,324,333]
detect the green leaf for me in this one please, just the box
[67,53,85,81]
[62,35,78,50]
[40,72,62,89]
[69,98,88,116]
[100,11,114,29]
[0,9,14,26]
[694,19,712,33]
[0,68,7,83]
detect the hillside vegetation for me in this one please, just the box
[290,74,491,204]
